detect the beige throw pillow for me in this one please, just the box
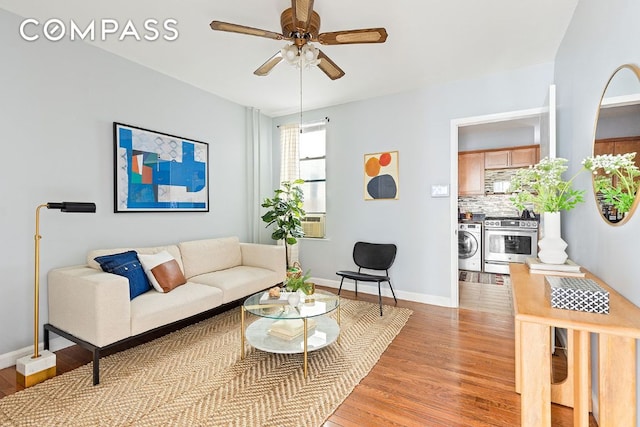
[138,251,186,293]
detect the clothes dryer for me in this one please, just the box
[458,222,482,272]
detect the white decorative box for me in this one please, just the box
[545,276,609,314]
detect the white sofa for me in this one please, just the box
[45,236,285,384]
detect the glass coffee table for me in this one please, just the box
[241,289,340,378]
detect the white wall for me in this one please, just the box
[555,0,640,423]
[0,10,257,358]
[272,62,554,305]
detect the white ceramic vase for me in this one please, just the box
[537,211,568,264]
[287,292,301,307]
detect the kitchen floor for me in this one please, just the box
[458,270,513,315]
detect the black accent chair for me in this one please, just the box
[336,242,398,315]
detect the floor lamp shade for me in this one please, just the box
[16,201,96,387]
[47,202,97,212]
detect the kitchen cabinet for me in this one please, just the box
[594,140,615,156]
[595,136,640,168]
[484,146,539,169]
[458,152,485,195]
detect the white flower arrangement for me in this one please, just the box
[511,153,640,215]
[510,157,585,213]
[581,152,640,214]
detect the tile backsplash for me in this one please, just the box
[458,169,521,217]
[458,194,520,216]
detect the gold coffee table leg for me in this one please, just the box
[337,298,341,345]
[240,306,245,360]
[303,318,308,378]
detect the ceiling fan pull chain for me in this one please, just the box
[299,60,303,133]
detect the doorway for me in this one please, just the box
[449,85,556,308]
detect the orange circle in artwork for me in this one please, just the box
[365,157,381,177]
[379,152,392,166]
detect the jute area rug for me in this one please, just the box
[0,299,412,427]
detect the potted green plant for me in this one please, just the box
[510,157,585,214]
[285,269,314,295]
[510,154,640,262]
[261,179,306,268]
[510,157,585,264]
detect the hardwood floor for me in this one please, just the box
[0,288,597,426]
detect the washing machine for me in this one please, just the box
[458,222,482,272]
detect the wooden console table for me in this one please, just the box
[510,263,640,427]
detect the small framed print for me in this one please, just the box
[364,151,399,200]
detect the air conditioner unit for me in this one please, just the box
[301,214,325,238]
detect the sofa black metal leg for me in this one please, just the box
[338,277,345,295]
[44,326,50,351]
[93,350,100,385]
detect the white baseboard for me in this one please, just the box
[0,336,75,370]
[312,277,453,308]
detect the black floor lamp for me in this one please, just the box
[16,202,96,387]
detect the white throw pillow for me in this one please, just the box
[138,251,186,293]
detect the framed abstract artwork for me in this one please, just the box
[364,151,399,200]
[113,122,209,212]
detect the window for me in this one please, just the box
[280,121,326,238]
[299,123,326,215]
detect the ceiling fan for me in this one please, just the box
[210,0,388,80]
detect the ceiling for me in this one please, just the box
[1,0,579,117]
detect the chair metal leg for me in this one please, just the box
[338,277,345,295]
[377,281,383,316]
[355,280,358,297]
[388,280,398,304]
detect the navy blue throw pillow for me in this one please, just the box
[94,250,151,300]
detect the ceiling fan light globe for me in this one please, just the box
[282,44,299,63]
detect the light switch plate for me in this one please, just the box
[431,184,449,198]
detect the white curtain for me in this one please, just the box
[279,123,300,265]
[245,107,267,243]
[280,124,300,184]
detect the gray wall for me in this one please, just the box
[459,125,537,152]
[272,62,554,303]
[555,0,640,423]
[595,106,640,139]
[0,10,254,358]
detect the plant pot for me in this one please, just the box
[286,261,302,279]
[287,292,301,307]
[538,211,568,264]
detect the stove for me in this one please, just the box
[484,216,538,229]
[483,216,539,274]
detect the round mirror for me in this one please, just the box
[591,64,640,225]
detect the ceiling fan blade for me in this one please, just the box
[254,51,284,76]
[291,0,315,32]
[317,50,345,80]
[210,21,286,41]
[318,28,388,45]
